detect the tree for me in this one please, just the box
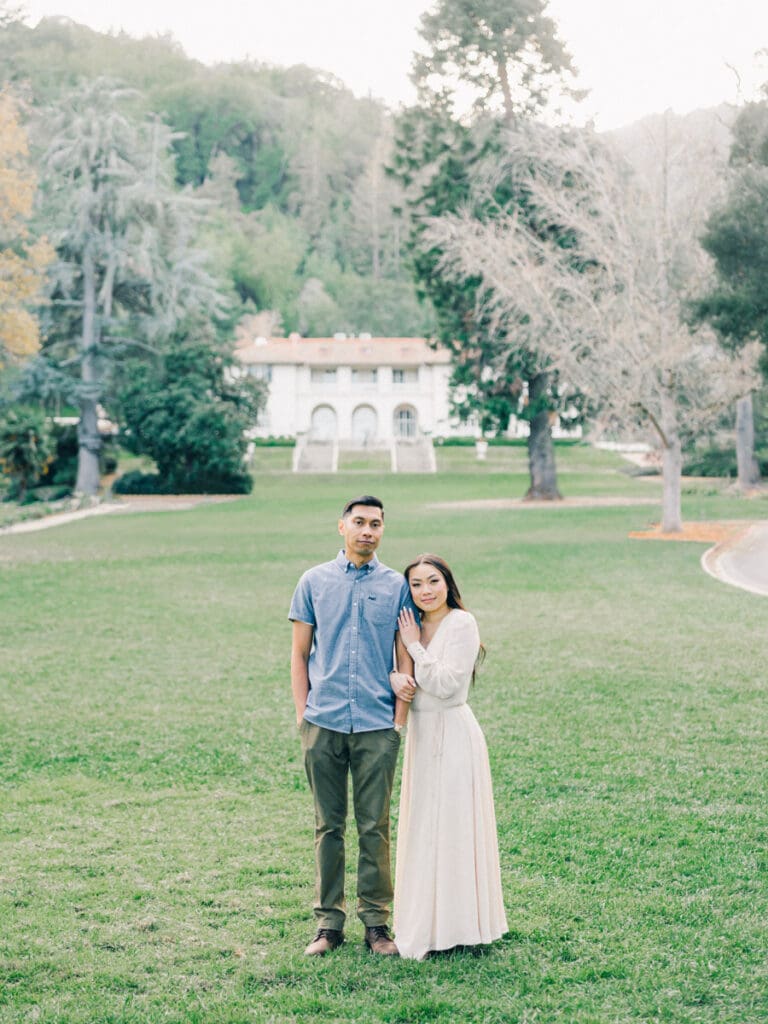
[115,322,265,494]
[413,0,579,122]
[157,70,294,211]
[0,15,193,102]
[33,78,226,496]
[695,99,768,491]
[348,125,402,281]
[0,14,445,342]
[391,0,581,499]
[0,88,51,366]
[429,121,760,531]
[296,277,339,337]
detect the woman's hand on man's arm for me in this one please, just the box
[389,670,416,701]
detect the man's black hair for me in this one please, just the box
[341,495,384,518]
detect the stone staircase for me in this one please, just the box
[292,435,435,473]
[393,436,436,473]
[337,444,392,472]
[292,439,337,472]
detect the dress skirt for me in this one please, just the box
[393,703,508,960]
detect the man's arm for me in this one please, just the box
[390,632,415,697]
[291,620,314,725]
[391,632,415,729]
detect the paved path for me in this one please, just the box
[702,522,768,597]
[0,495,238,536]
[0,503,127,535]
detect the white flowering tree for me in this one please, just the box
[427,119,759,531]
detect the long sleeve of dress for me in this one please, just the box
[406,612,480,700]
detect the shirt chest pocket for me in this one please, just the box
[363,594,397,627]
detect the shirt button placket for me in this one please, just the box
[350,575,359,730]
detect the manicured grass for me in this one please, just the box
[1,459,767,1023]
[247,447,293,473]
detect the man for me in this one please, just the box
[289,495,414,957]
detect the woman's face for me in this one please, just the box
[407,563,449,614]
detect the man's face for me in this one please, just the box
[338,505,384,560]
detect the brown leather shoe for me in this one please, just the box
[304,928,344,956]
[364,925,399,956]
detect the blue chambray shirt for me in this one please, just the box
[289,550,413,733]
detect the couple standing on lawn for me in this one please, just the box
[289,494,507,961]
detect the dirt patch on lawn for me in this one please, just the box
[428,495,660,511]
[629,521,754,544]
[113,494,241,512]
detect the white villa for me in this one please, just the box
[234,331,580,471]
[235,333,460,444]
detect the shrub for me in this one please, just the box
[48,422,79,486]
[0,407,54,502]
[683,445,768,477]
[44,423,120,491]
[116,324,265,494]
[683,447,737,477]
[250,436,295,447]
[113,468,252,495]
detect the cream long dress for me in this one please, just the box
[394,608,508,961]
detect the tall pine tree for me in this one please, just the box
[33,78,225,495]
[695,97,768,490]
[391,0,582,498]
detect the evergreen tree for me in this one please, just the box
[32,78,226,495]
[0,15,432,340]
[695,97,768,489]
[391,0,580,498]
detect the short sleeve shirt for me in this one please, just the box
[289,550,413,733]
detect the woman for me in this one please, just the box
[390,554,507,961]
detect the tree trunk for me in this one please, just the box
[661,434,682,532]
[76,394,101,495]
[524,373,562,500]
[75,246,102,496]
[496,57,514,125]
[658,393,682,532]
[735,393,760,491]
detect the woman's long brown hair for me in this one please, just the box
[403,553,485,679]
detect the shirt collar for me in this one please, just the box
[336,549,379,574]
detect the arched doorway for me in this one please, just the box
[310,405,337,441]
[394,404,417,439]
[351,405,378,445]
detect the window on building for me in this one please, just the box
[394,405,417,438]
[249,364,272,383]
[352,368,377,387]
[392,368,418,386]
[311,368,337,386]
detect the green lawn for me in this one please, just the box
[1,459,767,1023]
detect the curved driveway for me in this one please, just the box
[702,522,768,597]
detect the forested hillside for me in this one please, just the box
[0,15,434,337]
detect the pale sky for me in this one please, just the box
[21,0,768,129]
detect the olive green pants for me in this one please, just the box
[300,721,401,931]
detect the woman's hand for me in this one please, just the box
[390,670,416,701]
[398,607,421,647]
